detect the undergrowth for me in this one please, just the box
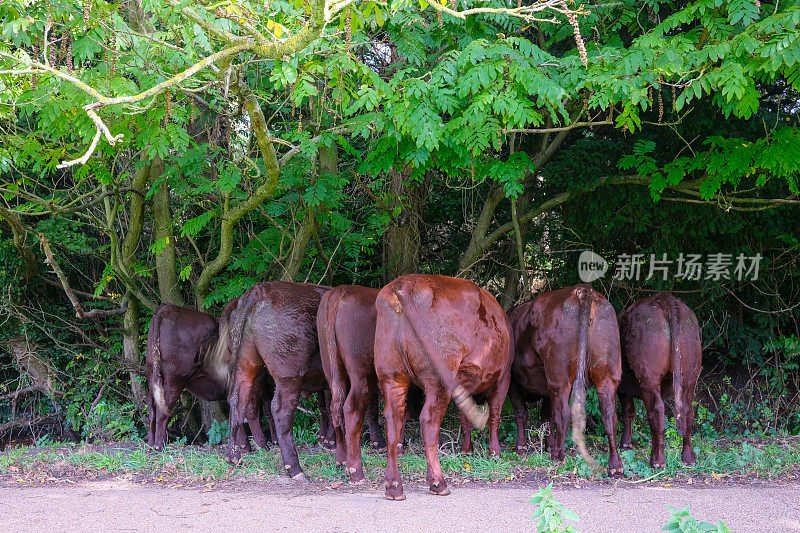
[2,433,799,484]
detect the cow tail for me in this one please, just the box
[393,289,489,430]
[570,287,600,471]
[147,306,168,415]
[666,296,684,436]
[320,291,346,433]
[229,288,259,390]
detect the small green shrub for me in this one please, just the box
[662,506,731,533]
[207,419,230,446]
[529,488,731,533]
[530,483,580,533]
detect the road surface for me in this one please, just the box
[2,478,798,532]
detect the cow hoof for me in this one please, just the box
[350,477,366,485]
[608,468,624,477]
[291,472,310,482]
[651,462,665,469]
[621,443,633,450]
[225,451,243,466]
[372,442,387,453]
[385,493,406,501]
[429,487,451,496]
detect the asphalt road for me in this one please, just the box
[2,478,799,532]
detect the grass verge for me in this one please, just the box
[2,435,799,486]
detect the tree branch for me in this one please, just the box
[420,0,584,23]
[502,120,613,134]
[56,103,124,168]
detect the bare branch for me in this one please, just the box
[502,120,613,134]
[420,0,586,23]
[39,234,86,318]
[660,196,800,211]
[57,103,124,168]
[0,386,39,402]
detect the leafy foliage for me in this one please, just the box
[0,0,798,444]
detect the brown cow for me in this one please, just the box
[317,285,386,483]
[375,274,511,500]
[508,284,623,475]
[145,299,272,449]
[617,293,702,467]
[226,281,331,481]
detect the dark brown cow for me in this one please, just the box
[375,274,511,500]
[145,299,272,449]
[317,285,386,483]
[508,284,623,475]
[617,293,702,467]
[226,281,331,481]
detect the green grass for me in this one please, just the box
[2,435,799,484]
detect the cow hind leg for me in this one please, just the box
[264,386,278,444]
[596,382,623,476]
[327,363,349,466]
[226,369,258,462]
[244,387,269,450]
[509,384,528,454]
[486,371,511,458]
[420,385,451,496]
[272,377,307,480]
[343,379,371,483]
[152,381,183,450]
[317,390,336,451]
[549,387,570,462]
[146,393,157,448]
[680,380,697,465]
[640,382,667,469]
[619,393,635,450]
[541,397,556,453]
[381,377,409,500]
[366,389,386,451]
[458,410,473,454]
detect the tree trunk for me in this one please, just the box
[122,293,147,407]
[458,183,505,274]
[499,243,521,310]
[152,159,185,306]
[199,400,227,436]
[383,167,424,283]
[281,143,336,282]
